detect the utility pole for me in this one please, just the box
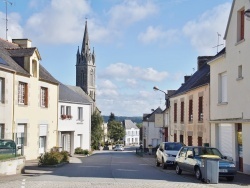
[4,0,12,40]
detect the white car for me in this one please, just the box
[114,145,124,151]
[156,142,184,169]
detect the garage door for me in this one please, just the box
[219,124,233,157]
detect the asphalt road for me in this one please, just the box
[0,147,249,188]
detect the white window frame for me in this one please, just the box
[17,124,27,146]
[61,105,65,115]
[18,82,27,105]
[40,87,48,107]
[238,65,243,79]
[78,107,83,121]
[66,106,71,115]
[219,72,227,103]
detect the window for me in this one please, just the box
[61,105,65,115]
[174,133,177,142]
[180,135,183,143]
[180,101,184,123]
[188,136,192,146]
[174,103,177,123]
[0,77,5,103]
[0,124,4,139]
[238,65,243,79]
[198,136,202,146]
[40,87,48,107]
[238,9,245,42]
[198,96,203,121]
[219,72,227,103]
[179,147,188,157]
[78,107,83,121]
[189,99,193,122]
[16,124,27,146]
[18,82,28,105]
[66,106,71,118]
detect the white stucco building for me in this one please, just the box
[209,0,250,174]
[123,120,139,146]
[58,84,93,155]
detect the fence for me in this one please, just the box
[0,139,21,159]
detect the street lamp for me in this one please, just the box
[153,86,168,107]
[153,86,171,142]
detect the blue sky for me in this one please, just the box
[0,0,232,116]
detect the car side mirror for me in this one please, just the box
[187,155,193,158]
[160,148,163,152]
[224,156,233,161]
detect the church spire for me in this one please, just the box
[81,20,90,56]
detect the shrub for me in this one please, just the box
[83,149,89,155]
[74,147,84,154]
[38,151,69,166]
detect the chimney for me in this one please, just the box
[184,75,191,83]
[197,56,213,70]
[12,39,32,48]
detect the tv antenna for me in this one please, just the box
[3,0,12,40]
[212,32,224,54]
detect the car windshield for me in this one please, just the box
[164,143,183,151]
[195,147,223,158]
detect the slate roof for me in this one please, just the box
[143,107,163,122]
[60,84,93,104]
[172,60,211,97]
[123,119,139,130]
[0,38,58,84]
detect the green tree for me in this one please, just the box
[108,112,116,122]
[108,121,125,143]
[136,123,142,128]
[91,110,104,150]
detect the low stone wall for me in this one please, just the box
[0,156,25,176]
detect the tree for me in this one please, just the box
[136,123,142,128]
[108,112,116,123]
[108,121,125,143]
[91,110,104,150]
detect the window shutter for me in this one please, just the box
[24,83,28,105]
[45,88,48,108]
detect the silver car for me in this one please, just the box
[175,146,237,181]
[155,142,184,169]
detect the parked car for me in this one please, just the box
[114,145,124,151]
[175,146,237,181]
[156,142,185,169]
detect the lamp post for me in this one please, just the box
[153,86,170,142]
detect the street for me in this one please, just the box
[0,147,250,188]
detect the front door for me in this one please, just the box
[62,134,71,152]
[237,123,243,172]
[39,136,46,154]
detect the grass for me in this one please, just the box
[0,154,19,160]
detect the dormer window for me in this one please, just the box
[32,60,38,78]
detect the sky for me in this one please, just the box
[0,0,232,117]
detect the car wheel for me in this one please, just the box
[156,157,160,167]
[175,164,182,175]
[195,167,202,180]
[162,158,167,169]
[226,176,234,181]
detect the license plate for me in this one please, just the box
[219,169,228,172]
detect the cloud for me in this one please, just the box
[100,62,168,82]
[0,12,23,40]
[25,0,92,44]
[107,0,158,28]
[183,3,231,55]
[138,26,179,44]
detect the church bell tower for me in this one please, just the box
[76,21,96,101]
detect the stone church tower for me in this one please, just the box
[76,21,96,101]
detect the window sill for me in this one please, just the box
[236,77,243,81]
[217,102,228,106]
[235,39,245,46]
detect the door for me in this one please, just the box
[39,136,46,154]
[62,134,71,152]
[176,147,188,170]
[237,124,243,172]
[184,148,194,172]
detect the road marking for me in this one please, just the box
[21,179,26,188]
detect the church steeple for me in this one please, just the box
[81,21,90,56]
[76,20,96,101]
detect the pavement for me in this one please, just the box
[8,150,250,187]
